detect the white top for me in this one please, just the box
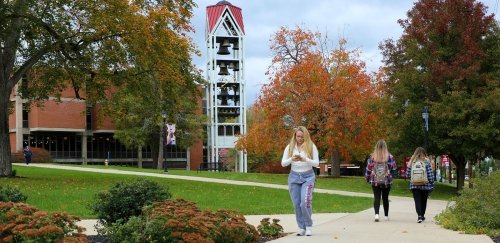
[281,144,319,172]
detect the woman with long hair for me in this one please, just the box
[281,126,319,236]
[365,139,397,222]
[406,147,435,223]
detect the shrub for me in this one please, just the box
[254,161,289,174]
[436,170,500,237]
[101,199,259,243]
[11,147,52,163]
[89,178,171,225]
[0,202,88,242]
[0,185,27,203]
[257,218,284,239]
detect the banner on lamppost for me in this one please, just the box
[165,124,176,146]
[442,155,449,167]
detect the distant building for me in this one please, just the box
[8,80,203,169]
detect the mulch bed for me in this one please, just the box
[88,233,289,243]
[491,236,500,243]
[87,235,107,243]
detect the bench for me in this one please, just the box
[197,162,226,172]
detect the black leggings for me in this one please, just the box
[412,189,430,217]
[372,186,390,216]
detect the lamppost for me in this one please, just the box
[421,106,429,150]
[422,106,435,180]
[162,111,168,172]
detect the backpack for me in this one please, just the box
[373,162,389,185]
[410,160,428,185]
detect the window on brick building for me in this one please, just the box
[22,103,29,128]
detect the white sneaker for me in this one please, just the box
[384,216,389,221]
[374,214,380,222]
[305,227,312,236]
[296,228,305,236]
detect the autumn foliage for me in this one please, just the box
[101,199,259,243]
[237,26,386,175]
[0,202,87,242]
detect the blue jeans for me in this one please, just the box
[288,170,315,229]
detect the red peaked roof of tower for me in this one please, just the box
[206,1,245,34]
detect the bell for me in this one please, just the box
[232,41,239,50]
[217,46,230,55]
[218,62,229,75]
[221,38,231,47]
[230,62,239,71]
[217,39,231,55]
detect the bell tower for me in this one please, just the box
[205,1,247,172]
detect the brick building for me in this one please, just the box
[9,82,203,170]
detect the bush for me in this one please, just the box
[0,202,88,242]
[0,185,27,203]
[253,161,289,174]
[89,178,171,225]
[257,218,284,239]
[101,199,259,243]
[436,170,500,237]
[11,147,52,163]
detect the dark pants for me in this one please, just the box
[412,189,430,217]
[372,186,390,216]
[25,156,32,164]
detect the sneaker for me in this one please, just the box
[384,216,389,221]
[305,227,312,236]
[374,214,380,222]
[422,216,426,221]
[296,228,305,236]
[417,216,423,223]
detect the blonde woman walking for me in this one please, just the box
[365,140,397,222]
[406,147,435,223]
[281,126,319,236]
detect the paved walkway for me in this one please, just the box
[17,164,492,243]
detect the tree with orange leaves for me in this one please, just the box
[238,26,386,176]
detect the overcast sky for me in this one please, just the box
[189,0,499,106]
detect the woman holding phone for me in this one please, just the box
[281,126,319,236]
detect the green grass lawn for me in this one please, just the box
[58,164,458,200]
[3,166,372,219]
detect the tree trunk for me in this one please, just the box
[151,133,159,169]
[157,132,164,170]
[137,146,143,169]
[0,89,13,177]
[468,160,473,188]
[450,154,466,191]
[330,149,341,178]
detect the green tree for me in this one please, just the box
[380,0,499,190]
[109,71,205,169]
[0,0,201,177]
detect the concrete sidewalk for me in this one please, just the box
[269,198,492,243]
[16,164,493,243]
